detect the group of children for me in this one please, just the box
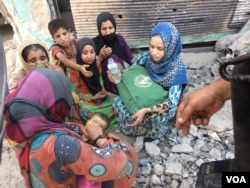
[6,15,133,185]
[47,12,133,131]
[9,11,188,140]
[6,11,188,187]
[9,11,133,140]
[5,67,137,188]
[48,18,107,101]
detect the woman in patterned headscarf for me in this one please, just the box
[4,68,137,188]
[8,39,63,91]
[112,22,187,139]
[7,39,82,124]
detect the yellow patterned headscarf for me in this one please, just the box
[18,39,50,73]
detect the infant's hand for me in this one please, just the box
[106,132,120,142]
[85,123,104,142]
[81,134,89,142]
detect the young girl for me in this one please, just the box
[67,37,117,130]
[76,37,107,101]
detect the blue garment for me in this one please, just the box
[145,22,187,87]
[113,22,187,139]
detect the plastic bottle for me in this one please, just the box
[107,58,121,84]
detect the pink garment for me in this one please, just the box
[77,176,101,188]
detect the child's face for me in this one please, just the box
[149,35,165,62]
[85,115,107,132]
[81,44,96,65]
[52,28,71,48]
[100,20,115,36]
[26,49,49,68]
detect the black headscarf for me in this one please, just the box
[76,37,102,95]
[93,12,125,61]
[97,12,116,34]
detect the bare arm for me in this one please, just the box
[56,52,93,77]
[207,77,231,101]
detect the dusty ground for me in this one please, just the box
[0,24,229,188]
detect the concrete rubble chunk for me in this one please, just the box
[165,162,182,176]
[172,143,193,153]
[145,142,161,157]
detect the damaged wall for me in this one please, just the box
[0,0,56,47]
[70,0,250,48]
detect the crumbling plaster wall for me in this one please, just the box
[0,0,56,47]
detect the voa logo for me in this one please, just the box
[134,75,152,88]
[226,176,246,184]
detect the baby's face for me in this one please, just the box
[86,115,107,132]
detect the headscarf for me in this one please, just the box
[4,68,75,142]
[19,39,50,73]
[94,12,125,60]
[4,68,80,188]
[145,22,187,87]
[76,37,102,95]
[97,12,116,34]
[77,37,97,65]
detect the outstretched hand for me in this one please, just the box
[176,86,226,136]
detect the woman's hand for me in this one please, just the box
[107,64,123,83]
[128,108,151,126]
[99,45,112,60]
[107,70,116,83]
